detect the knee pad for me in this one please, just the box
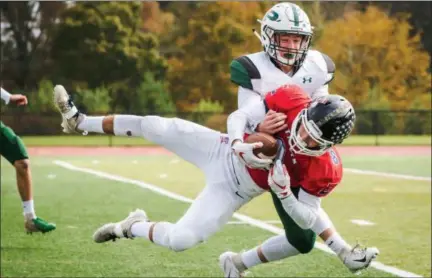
[167,227,201,252]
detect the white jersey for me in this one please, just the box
[230,49,335,102]
[1,87,11,105]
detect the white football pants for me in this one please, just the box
[132,116,264,250]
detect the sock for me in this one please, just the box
[240,247,261,269]
[77,116,104,133]
[130,221,173,248]
[113,115,145,137]
[23,200,36,219]
[260,234,300,261]
[240,235,300,270]
[325,232,351,255]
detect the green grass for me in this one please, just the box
[21,134,431,146]
[1,151,430,277]
[342,155,431,177]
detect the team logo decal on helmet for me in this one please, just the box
[253,2,314,70]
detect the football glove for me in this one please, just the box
[232,140,273,169]
[268,160,292,199]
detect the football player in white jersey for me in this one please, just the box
[222,2,378,276]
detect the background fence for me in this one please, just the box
[2,110,430,146]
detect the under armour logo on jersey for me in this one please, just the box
[302,77,312,83]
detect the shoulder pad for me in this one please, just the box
[230,56,261,90]
[320,53,335,85]
[321,53,335,74]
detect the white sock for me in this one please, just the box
[113,115,145,137]
[23,200,36,218]
[240,247,262,269]
[260,234,300,261]
[325,232,351,255]
[130,221,173,248]
[77,116,104,133]
[239,235,300,270]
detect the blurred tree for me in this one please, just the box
[129,71,176,114]
[315,6,431,110]
[357,1,432,61]
[165,2,271,112]
[50,2,169,112]
[141,2,174,35]
[74,86,112,114]
[27,79,57,113]
[0,1,66,89]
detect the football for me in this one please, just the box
[245,132,278,159]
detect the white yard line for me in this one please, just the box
[53,160,423,278]
[350,219,376,226]
[344,168,431,182]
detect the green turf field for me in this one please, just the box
[1,150,430,277]
[20,134,431,146]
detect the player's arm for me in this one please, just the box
[1,88,28,106]
[268,161,320,229]
[227,99,267,145]
[227,100,273,169]
[1,87,11,104]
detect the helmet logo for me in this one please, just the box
[267,10,280,22]
[302,77,312,83]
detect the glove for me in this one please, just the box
[268,160,292,199]
[232,140,273,169]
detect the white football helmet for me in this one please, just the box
[255,3,313,69]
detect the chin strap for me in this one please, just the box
[252,28,263,44]
[253,19,264,44]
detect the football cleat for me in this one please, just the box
[93,209,148,243]
[53,85,86,134]
[25,214,56,234]
[339,244,380,274]
[219,252,245,278]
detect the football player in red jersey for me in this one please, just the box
[53,84,378,276]
[221,84,379,277]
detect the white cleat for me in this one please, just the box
[339,244,380,274]
[53,84,86,134]
[219,252,244,278]
[93,209,148,243]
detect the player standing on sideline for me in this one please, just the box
[0,87,56,233]
[229,2,378,273]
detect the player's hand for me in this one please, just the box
[256,110,287,134]
[9,94,28,106]
[232,140,273,169]
[268,160,292,199]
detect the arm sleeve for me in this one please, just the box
[227,99,266,145]
[311,84,329,99]
[237,86,262,109]
[280,188,321,230]
[1,88,11,105]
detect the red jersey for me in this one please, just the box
[245,84,343,197]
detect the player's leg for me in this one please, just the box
[93,181,247,252]
[219,189,316,277]
[0,121,56,233]
[220,190,379,276]
[313,209,379,273]
[53,85,221,170]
